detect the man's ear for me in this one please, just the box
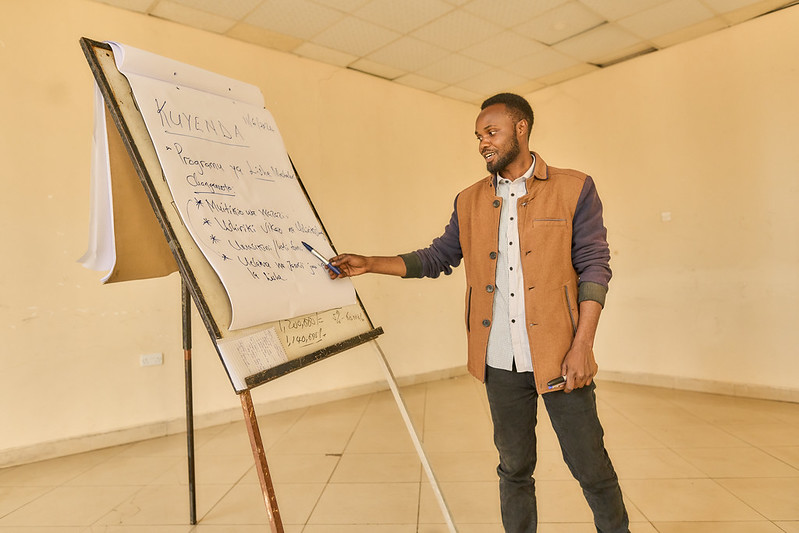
[516,119,528,139]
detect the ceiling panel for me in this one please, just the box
[504,47,580,79]
[394,73,448,93]
[151,1,236,33]
[553,23,643,63]
[416,54,492,85]
[168,0,262,20]
[90,0,798,104]
[515,1,606,45]
[617,0,715,40]
[354,0,453,33]
[457,67,528,96]
[244,0,343,40]
[311,16,400,56]
[411,9,503,51]
[578,0,671,20]
[293,42,357,67]
[459,31,547,66]
[366,37,450,72]
[464,0,570,28]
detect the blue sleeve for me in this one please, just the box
[572,176,612,303]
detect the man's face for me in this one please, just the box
[475,104,522,175]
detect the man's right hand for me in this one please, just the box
[328,254,369,278]
[328,254,407,279]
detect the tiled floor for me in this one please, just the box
[1,376,799,532]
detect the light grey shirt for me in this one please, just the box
[485,157,536,372]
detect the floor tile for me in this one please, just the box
[330,452,421,483]
[88,525,193,532]
[303,526,416,533]
[65,455,184,486]
[643,424,747,448]
[196,423,255,456]
[0,485,138,526]
[266,453,340,484]
[620,405,707,427]
[309,482,419,525]
[421,426,496,453]
[676,446,799,478]
[119,427,223,458]
[0,526,85,533]
[651,522,784,532]
[419,480,500,525]
[152,453,255,485]
[534,450,574,480]
[612,448,707,479]
[344,416,417,454]
[719,422,799,447]
[764,446,799,469]
[601,421,666,450]
[201,482,324,525]
[717,477,799,520]
[96,484,229,526]
[427,451,499,482]
[627,521,658,532]
[0,485,50,517]
[193,526,291,532]
[620,478,763,522]
[0,447,129,487]
[420,525,504,533]
[536,479,594,523]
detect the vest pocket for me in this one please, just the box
[465,286,472,332]
[563,285,577,336]
[533,218,567,226]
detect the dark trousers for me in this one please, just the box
[485,366,629,533]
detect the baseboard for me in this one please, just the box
[0,366,469,469]
[599,370,799,403]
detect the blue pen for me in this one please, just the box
[302,241,342,275]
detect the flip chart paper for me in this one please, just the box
[105,43,356,329]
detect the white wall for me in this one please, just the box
[527,5,799,398]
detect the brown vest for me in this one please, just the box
[456,153,589,393]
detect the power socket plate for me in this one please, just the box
[140,353,163,366]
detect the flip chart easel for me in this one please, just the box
[80,38,455,531]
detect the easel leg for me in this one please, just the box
[372,341,458,532]
[239,390,284,533]
[182,280,197,525]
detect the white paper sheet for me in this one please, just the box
[78,83,116,281]
[99,42,356,329]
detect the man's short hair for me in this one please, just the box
[481,93,534,137]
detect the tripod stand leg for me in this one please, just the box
[240,389,284,533]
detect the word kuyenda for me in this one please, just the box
[156,98,245,142]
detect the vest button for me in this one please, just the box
[489,251,497,259]
[485,285,494,293]
[492,199,500,208]
[482,319,491,327]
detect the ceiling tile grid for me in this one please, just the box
[91,0,798,103]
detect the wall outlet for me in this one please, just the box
[140,353,163,367]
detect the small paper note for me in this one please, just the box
[217,328,289,391]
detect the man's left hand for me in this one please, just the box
[561,341,598,393]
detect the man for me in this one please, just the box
[329,93,629,533]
